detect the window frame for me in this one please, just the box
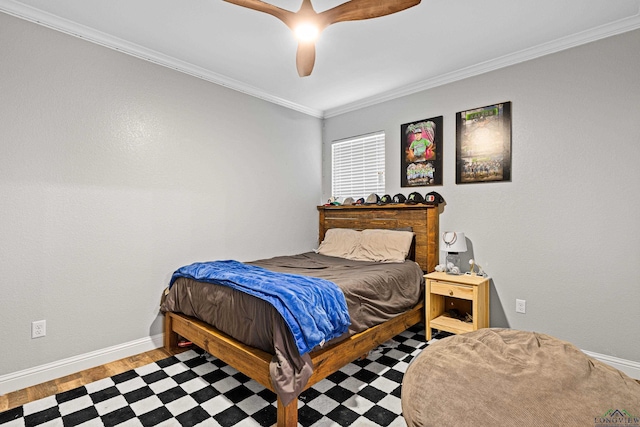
[330,131,386,201]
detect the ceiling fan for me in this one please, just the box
[222,0,422,77]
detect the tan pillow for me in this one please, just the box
[351,229,414,263]
[316,228,361,258]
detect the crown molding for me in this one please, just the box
[0,0,324,118]
[323,7,640,118]
[2,0,639,120]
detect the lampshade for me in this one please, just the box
[440,231,467,253]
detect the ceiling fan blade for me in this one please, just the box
[319,0,421,26]
[222,0,295,27]
[224,0,419,77]
[296,42,316,77]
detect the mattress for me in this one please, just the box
[161,251,424,403]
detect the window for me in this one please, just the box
[331,131,385,200]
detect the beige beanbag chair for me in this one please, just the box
[402,328,640,426]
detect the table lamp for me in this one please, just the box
[441,231,467,275]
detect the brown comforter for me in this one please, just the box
[160,252,424,404]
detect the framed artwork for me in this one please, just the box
[401,116,443,187]
[456,102,512,184]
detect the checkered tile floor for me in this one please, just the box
[1,325,432,427]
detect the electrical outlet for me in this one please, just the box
[32,320,46,338]
[515,299,526,314]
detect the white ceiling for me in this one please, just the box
[2,0,640,117]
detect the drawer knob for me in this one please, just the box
[449,290,454,296]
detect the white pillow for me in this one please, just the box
[350,229,414,263]
[316,228,361,259]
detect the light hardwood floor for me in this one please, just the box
[0,347,185,413]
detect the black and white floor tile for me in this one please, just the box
[1,325,434,427]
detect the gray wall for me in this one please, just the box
[0,12,322,376]
[323,29,640,361]
[2,9,638,382]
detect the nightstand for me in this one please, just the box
[424,271,490,340]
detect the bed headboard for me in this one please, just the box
[317,204,440,272]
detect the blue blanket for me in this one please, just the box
[169,260,350,355]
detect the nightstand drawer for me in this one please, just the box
[430,281,473,300]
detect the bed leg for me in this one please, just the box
[163,313,178,351]
[276,397,298,427]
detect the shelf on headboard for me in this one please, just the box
[317,204,440,272]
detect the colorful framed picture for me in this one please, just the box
[456,102,512,184]
[401,116,443,187]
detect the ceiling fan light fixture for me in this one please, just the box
[222,0,423,76]
[293,22,320,42]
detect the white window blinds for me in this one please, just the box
[331,131,385,200]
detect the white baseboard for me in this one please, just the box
[582,349,640,380]
[2,335,638,398]
[0,334,164,396]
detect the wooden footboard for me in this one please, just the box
[164,302,424,427]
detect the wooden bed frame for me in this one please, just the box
[164,204,439,427]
